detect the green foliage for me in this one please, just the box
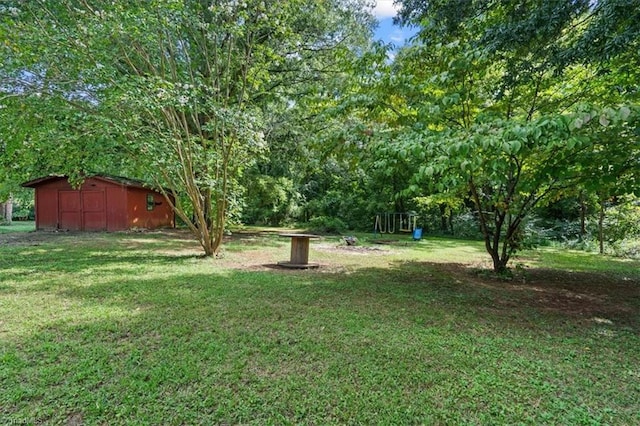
[604,197,640,242]
[506,194,640,259]
[243,175,300,225]
[1,0,375,255]
[305,215,348,234]
[238,36,395,231]
[10,207,33,221]
[413,193,467,234]
[379,0,640,270]
[449,212,484,240]
[305,186,374,231]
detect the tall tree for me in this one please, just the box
[392,0,640,271]
[1,0,374,255]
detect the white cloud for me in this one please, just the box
[372,0,399,18]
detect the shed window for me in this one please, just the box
[146,194,155,211]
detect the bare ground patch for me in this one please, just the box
[425,262,640,328]
[0,230,52,246]
[314,242,392,256]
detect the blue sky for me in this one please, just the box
[371,0,418,46]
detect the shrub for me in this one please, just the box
[450,212,483,239]
[306,216,348,234]
[12,207,34,221]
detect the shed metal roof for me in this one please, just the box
[22,174,155,191]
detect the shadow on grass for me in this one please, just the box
[3,231,640,424]
[2,227,638,329]
[4,250,201,275]
[3,262,640,424]
[4,244,639,334]
[3,228,640,426]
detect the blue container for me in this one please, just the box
[412,227,423,241]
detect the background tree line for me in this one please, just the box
[1,0,638,270]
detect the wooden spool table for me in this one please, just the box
[278,233,320,269]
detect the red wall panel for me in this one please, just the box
[81,190,106,231]
[29,176,173,231]
[105,187,127,231]
[35,188,59,230]
[59,191,82,231]
[126,187,174,229]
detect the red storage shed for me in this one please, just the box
[22,175,175,231]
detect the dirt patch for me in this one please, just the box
[0,230,57,246]
[426,262,640,327]
[315,243,392,256]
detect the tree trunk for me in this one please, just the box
[1,196,13,224]
[598,198,605,255]
[579,192,587,239]
[479,224,511,274]
[439,204,448,232]
[470,179,507,273]
[491,251,509,273]
[211,197,226,255]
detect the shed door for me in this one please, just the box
[82,191,106,231]
[59,191,81,231]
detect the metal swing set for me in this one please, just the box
[373,212,419,234]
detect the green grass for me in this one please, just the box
[520,246,640,276]
[1,229,639,424]
[0,221,35,234]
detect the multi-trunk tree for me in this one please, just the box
[1,0,373,256]
[390,0,640,271]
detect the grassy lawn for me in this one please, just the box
[0,221,35,234]
[1,229,639,424]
